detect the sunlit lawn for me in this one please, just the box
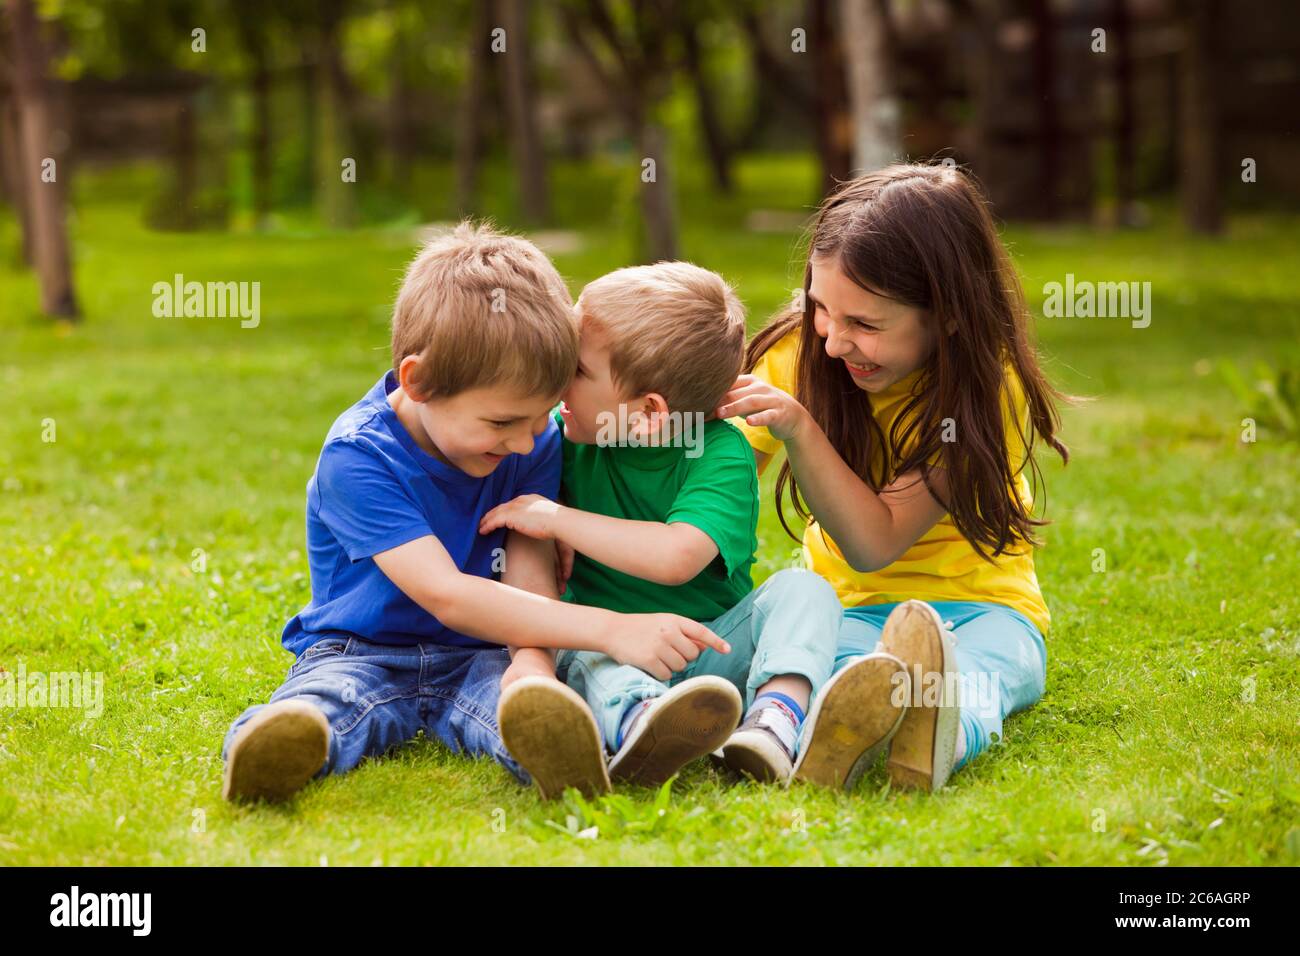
[1,155,1297,864]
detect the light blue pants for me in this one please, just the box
[556,568,842,753]
[838,601,1047,771]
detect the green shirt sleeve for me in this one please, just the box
[665,422,759,577]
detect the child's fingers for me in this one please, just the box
[671,632,701,663]
[682,619,729,654]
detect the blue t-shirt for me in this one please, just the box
[281,371,562,654]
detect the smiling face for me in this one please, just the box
[391,375,561,478]
[809,256,936,394]
[558,315,640,445]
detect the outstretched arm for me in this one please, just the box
[372,533,730,680]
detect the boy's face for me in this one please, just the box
[399,381,561,478]
[810,256,935,395]
[558,314,630,445]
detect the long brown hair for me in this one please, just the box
[747,164,1073,561]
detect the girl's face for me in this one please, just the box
[809,256,935,394]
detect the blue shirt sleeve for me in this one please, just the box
[313,438,434,561]
[513,418,563,500]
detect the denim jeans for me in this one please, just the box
[221,635,529,785]
[837,600,1047,771]
[556,568,843,753]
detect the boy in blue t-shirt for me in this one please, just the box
[221,223,727,803]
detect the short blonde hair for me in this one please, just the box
[577,262,746,413]
[391,221,578,399]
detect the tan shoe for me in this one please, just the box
[791,652,909,790]
[497,676,611,800]
[222,700,330,803]
[608,676,742,788]
[879,600,961,792]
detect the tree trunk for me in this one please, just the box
[6,0,78,318]
[1180,0,1222,234]
[681,18,732,193]
[234,0,273,227]
[810,0,852,195]
[1113,0,1137,224]
[0,95,34,264]
[636,119,678,262]
[387,24,413,196]
[314,0,356,228]
[840,0,901,174]
[1030,0,1061,220]
[173,95,198,230]
[501,0,548,223]
[456,0,494,217]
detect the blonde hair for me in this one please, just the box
[577,262,746,413]
[391,221,578,399]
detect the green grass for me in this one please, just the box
[2,155,1298,865]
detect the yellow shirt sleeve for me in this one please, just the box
[730,330,800,458]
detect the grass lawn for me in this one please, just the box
[1,155,1298,865]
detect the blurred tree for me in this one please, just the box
[0,21,35,264]
[561,0,681,261]
[679,12,732,193]
[456,0,495,216]
[232,0,273,228]
[1180,0,1222,234]
[738,0,850,196]
[502,0,548,223]
[5,0,79,318]
[840,0,900,174]
[312,0,358,228]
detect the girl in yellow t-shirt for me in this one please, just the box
[716,164,1073,793]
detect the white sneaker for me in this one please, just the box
[608,676,741,787]
[791,652,909,791]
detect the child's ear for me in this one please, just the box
[630,393,670,438]
[397,355,430,402]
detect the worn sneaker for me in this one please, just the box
[720,702,800,783]
[879,600,961,792]
[222,699,330,803]
[791,652,909,791]
[608,676,742,787]
[497,676,611,800]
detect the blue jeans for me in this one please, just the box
[221,636,529,785]
[838,601,1047,771]
[556,568,843,753]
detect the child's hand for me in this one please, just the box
[555,541,575,594]
[606,614,730,681]
[501,647,556,689]
[714,375,810,443]
[479,494,563,540]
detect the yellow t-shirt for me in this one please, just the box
[734,330,1051,636]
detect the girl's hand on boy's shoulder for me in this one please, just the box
[479,494,563,540]
[714,374,811,444]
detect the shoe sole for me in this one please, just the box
[879,600,960,792]
[222,700,330,803]
[791,653,909,790]
[609,676,742,788]
[721,729,792,784]
[497,676,611,800]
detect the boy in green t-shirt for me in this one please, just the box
[480,263,842,793]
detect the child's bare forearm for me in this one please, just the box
[552,507,714,586]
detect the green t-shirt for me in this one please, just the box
[559,412,759,622]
